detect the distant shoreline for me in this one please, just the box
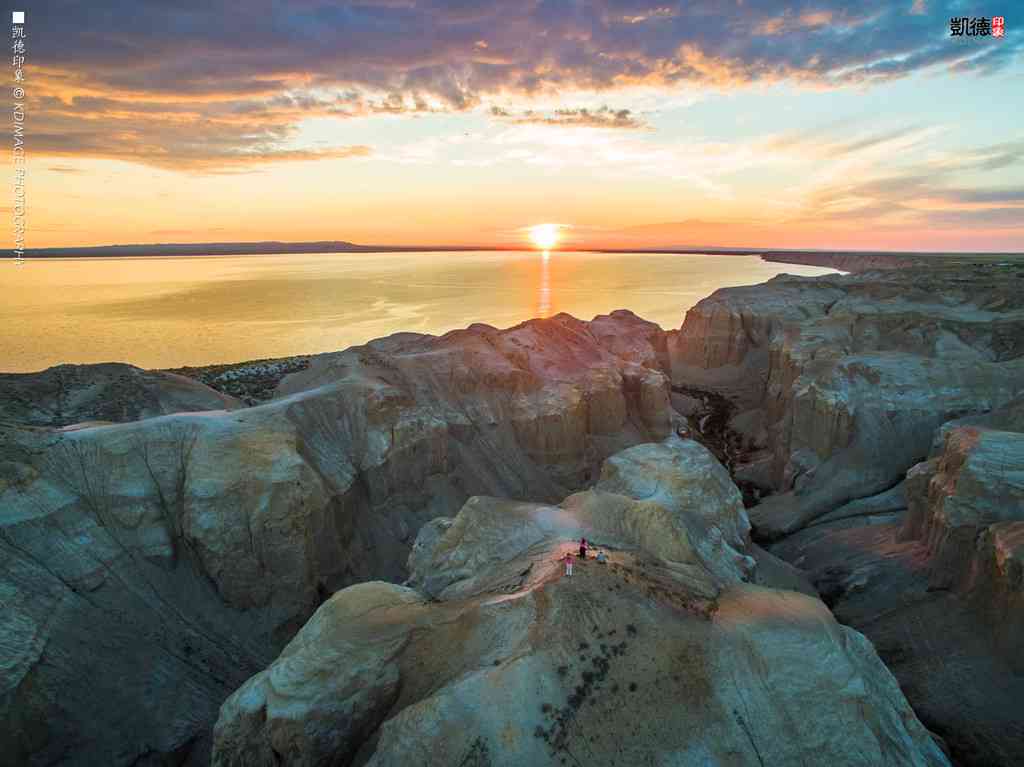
[1,241,500,259]
[4,240,1022,267]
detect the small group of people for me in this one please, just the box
[562,538,606,576]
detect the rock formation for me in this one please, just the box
[212,439,948,767]
[900,400,1024,667]
[0,311,680,766]
[668,263,1024,765]
[669,264,1024,538]
[0,362,242,427]
[163,357,312,405]
[4,260,1023,766]
[766,401,1024,766]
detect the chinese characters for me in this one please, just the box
[950,16,1006,37]
[11,11,26,263]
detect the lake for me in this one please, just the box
[0,251,837,373]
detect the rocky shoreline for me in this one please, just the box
[759,250,1022,272]
[2,256,1023,766]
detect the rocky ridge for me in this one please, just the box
[669,264,1024,536]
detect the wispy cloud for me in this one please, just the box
[490,105,649,129]
[762,125,939,159]
[790,137,1024,231]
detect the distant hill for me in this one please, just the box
[2,240,493,258]
[594,247,1024,272]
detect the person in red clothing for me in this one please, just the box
[563,551,575,576]
[579,537,588,560]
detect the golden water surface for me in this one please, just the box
[0,251,835,372]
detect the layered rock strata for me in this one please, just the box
[5,261,1024,766]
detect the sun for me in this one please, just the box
[528,223,561,250]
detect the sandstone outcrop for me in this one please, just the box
[903,427,1024,585]
[210,582,427,767]
[898,401,1024,671]
[0,312,680,766]
[969,522,1024,665]
[213,438,948,767]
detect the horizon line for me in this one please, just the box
[6,238,1024,258]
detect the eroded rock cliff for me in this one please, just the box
[670,264,1024,766]
[213,439,948,767]
[669,264,1024,538]
[767,402,1024,766]
[0,311,680,766]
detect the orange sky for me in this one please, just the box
[5,3,1023,252]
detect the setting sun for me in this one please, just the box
[528,224,561,250]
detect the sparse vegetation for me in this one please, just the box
[164,356,310,404]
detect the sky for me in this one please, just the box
[5,1,1023,251]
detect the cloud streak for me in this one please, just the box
[490,105,648,129]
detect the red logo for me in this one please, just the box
[993,16,1005,37]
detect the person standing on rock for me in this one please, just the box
[564,551,574,577]
[579,538,588,561]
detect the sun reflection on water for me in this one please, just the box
[537,250,551,317]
